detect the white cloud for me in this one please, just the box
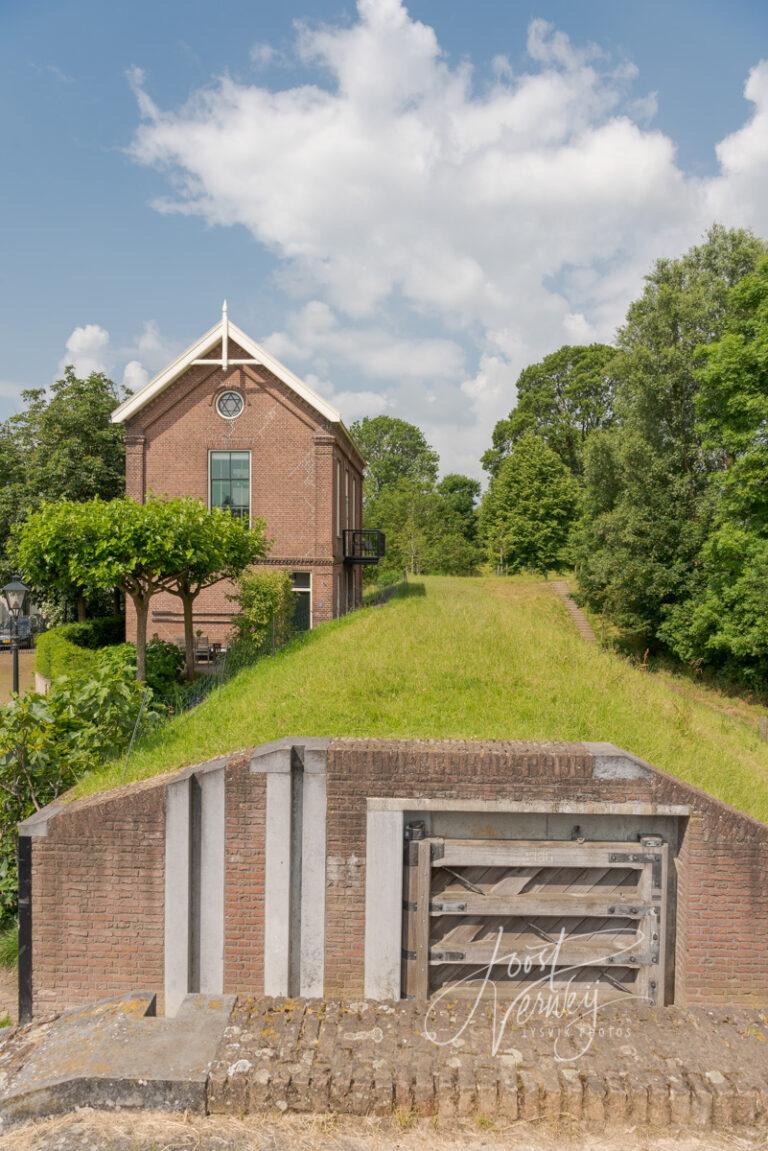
[122,360,149,392]
[59,324,111,376]
[126,2,768,473]
[57,319,176,395]
[264,300,465,382]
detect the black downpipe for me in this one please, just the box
[18,836,32,1024]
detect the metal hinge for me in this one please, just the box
[430,841,445,862]
[402,948,417,961]
[431,950,466,963]
[431,900,467,913]
[609,851,663,888]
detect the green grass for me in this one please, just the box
[0,923,17,970]
[75,576,768,821]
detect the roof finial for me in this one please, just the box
[222,300,229,371]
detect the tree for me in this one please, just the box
[17,498,268,681]
[576,225,768,640]
[368,480,479,577]
[349,416,439,505]
[659,258,768,678]
[11,367,125,504]
[0,367,126,603]
[482,344,618,477]
[437,474,481,543]
[479,433,578,574]
[157,499,268,679]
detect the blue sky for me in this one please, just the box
[2,0,768,474]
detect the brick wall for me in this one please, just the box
[23,740,768,1015]
[223,758,266,993]
[321,740,768,1006]
[122,339,365,643]
[29,781,166,1015]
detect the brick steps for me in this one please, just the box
[207,999,768,1132]
[208,1059,767,1130]
[551,579,597,644]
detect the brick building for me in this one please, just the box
[111,304,381,644]
[19,739,768,1018]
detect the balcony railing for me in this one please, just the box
[343,529,386,565]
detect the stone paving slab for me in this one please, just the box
[208,997,768,1131]
[0,992,235,1126]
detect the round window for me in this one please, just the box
[216,390,244,420]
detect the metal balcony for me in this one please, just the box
[343,529,386,565]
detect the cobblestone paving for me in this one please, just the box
[208,998,768,1131]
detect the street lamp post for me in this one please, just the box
[2,577,29,696]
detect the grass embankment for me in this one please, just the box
[76,576,768,821]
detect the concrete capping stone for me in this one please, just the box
[249,738,330,775]
[583,742,654,781]
[366,797,689,815]
[18,803,66,839]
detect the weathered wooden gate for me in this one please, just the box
[402,834,668,1004]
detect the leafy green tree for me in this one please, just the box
[17,498,268,682]
[479,433,578,574]
[369,480,479,577]
[482,344,618,477]
[576,225,767,639]
[350,416,439,505]
[154,499,268,679]
[659,258,768,677]
[437,474,481,543]
[11,368,125,504]
[0,368,125,593]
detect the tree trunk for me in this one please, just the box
[76,595,87,623]
[134,596,149,682]
[182,592,196,681]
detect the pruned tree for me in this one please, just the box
[156,499,268,679]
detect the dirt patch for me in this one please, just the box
[0,650,35,703]
[1,1111,766,1151]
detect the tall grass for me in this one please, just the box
[74,576,768,821]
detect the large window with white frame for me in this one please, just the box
[209,450,250,521]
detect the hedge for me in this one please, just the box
[35,616,125,683]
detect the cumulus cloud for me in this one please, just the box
[122,360,150,391]
[264,301,465,381]
[59,324,111,376]
[57,319,176,395]
[126,1,768,473]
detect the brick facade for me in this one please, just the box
[21,740,768,1017]
[121,337,364,644]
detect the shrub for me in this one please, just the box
[230,570,295,653]
[35,615,124,682]
[145,639,185,696]
[57,615,125,649]
[0,649,157,922]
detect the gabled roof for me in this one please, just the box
[111,303,343,427]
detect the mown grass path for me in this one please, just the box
[77,576,768,821]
